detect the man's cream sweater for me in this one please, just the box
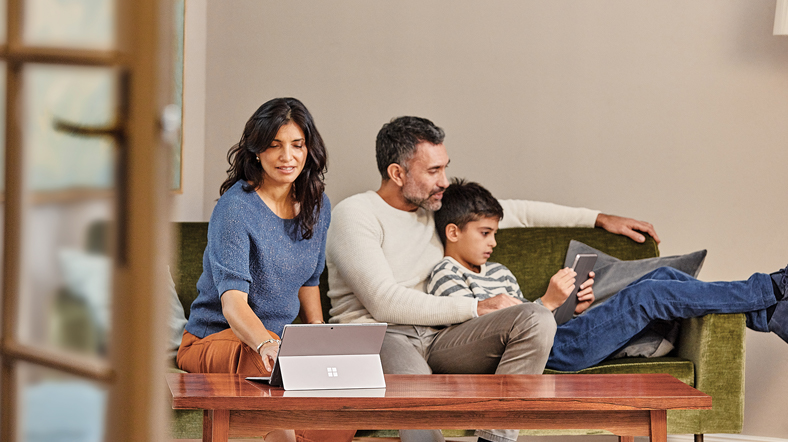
[326,191,599,326]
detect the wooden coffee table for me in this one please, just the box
[167,373,711,442]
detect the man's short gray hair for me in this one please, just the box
[375,116,445,180]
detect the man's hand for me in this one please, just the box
[541,268,577,311]
[595,213,660,244]
[477,293,523,316]
[574,271,595,314]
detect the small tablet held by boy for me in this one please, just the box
[427,178,595,317]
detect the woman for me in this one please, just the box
[177,98,355,442]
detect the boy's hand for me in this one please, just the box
[477,293,523,316]
[542,269,597,314]
[541,268,577,311]
[574,271,595,314]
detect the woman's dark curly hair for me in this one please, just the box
[220,97,327,240]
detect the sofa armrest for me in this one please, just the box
[677,313,745,434]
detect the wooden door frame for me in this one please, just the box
[0,0,173,441]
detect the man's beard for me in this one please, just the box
[403,186,444,211]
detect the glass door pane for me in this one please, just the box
[17,63,117,358]
[17,361,107,441]
[22,0,114,50]
[0,0,7,45]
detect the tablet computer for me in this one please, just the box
[246,323,387,391]
[553,253,597,326]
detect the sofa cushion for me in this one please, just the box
[172,222,209,318]
[544,356,695,387]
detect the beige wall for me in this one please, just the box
[173,0,207,221]
[176,0,788,437]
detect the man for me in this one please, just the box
[326,116,659,442]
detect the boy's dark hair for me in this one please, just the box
[375,116,445,180]
[434,178,504,245]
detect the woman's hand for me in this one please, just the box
[574,271,595,314]
[541,268,577,311]
[259,340,280,372]
[221,289,281,374]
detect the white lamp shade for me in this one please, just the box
[775,0,788,35]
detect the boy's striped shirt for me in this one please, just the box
[427,256,526,301]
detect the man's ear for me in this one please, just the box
[386,163,407,187]
[445,223,460,243]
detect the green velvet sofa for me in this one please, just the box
[169,223,745,440]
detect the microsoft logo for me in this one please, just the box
[327,367,338,377]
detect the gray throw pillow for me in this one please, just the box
[563,240,707,308]
[563,241,706,358]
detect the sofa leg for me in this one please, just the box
[695,435,704,442]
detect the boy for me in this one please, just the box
[427,178,595,316]
[429,179,788,373]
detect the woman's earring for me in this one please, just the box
[256,156,260,163]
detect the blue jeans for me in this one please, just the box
[547,267,776,371]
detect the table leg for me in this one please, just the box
[203,409,230,442]
[649,410,667,442]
